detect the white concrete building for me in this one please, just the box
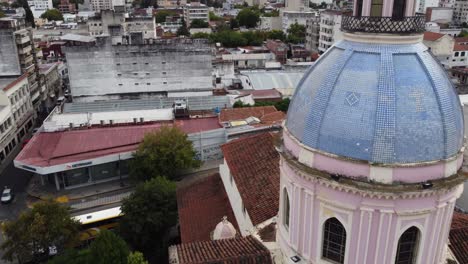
[183,3,209,26]
[415,0,438,13]
[306,15,320,52]
[28,0,53,18]
[426,7,453,23]
[423,31,454,67]
[281,10,318,33]
[90,0,113,13]
[449,44,468,68]
[284,0,308,11]
[259,16,282,31]
[318,10,343,53]
[0,75,34,165]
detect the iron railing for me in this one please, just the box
[341,15,425,34]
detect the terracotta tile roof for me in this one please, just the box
[177,173,239,243]
[260,111,285,125]
[423,31,445,41]
[449,211,468,264]
[455,37,468,43]
[454,44,468,51]
[221,133,280,226]
[171,236,272,264]
[219,106,278,123]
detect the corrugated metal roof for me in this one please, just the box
[240,71,305,90]
[63,96,232,113]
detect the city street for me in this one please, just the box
[0,159,34,264]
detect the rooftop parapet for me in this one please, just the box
[341,15,425,34]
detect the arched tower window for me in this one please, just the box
[322,218,346,263]
[370,0,383,17]
[283,188,290,229]
[395,226,420,264]
[392,0,406,19]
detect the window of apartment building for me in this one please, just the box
[163,81,167,84]
[9,98,14,105]
[462,52,466,56]
[455,52,460,57]
[162,72,167,75]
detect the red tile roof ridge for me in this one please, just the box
[423,31,445,41]
[2,73,28,92]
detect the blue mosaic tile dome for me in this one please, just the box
[286,40,464,164]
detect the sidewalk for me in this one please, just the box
[26,159,224,202]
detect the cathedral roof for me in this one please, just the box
[286,40,464,164]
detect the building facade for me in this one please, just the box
[0,18,42,112]
[90,0,113,13]
[0,75,34,167]
[423,31,454,67]
[305,15,320,52]
[281,11,317,33]
[183,3,209,26]
[453,0,468,23]
[318,10,344,54]
[64,38,213,102]
[279,1,464,264]
[27,0,53,18]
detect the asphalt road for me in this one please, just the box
[0,157,34,264]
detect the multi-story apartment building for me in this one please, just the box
[281,10,317,33]
[88,10,156,43]
[27,0,53,18]
[305,15,320,52]
[415,0,438,13]
[183,2,209,26]
[90,0,113,13]
[284,0,307,11]
[440,0,455,7]
[453,0,468,23]
[318,10,345,54]
[0,75,35,166]
[39,63,61,113]
[58,0,77,13]
[0,18,41,111]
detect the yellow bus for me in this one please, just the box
[72,206,123,245]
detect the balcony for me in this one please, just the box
[17,45,32,55]
[20,54,33,65]
[341,15,425,34]
[15,35,30,45]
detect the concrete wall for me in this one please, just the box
[0,30,21,76]
[64,39,213,100]
[219,159,255,236]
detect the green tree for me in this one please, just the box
[191,32,211,38]
[267,30,286,41]
[120,177,177,257]
[459,30,468,37]
[130,126,200,181]
[190,19,209,28]
[89,230,129,264]
[0,10,5,18]
[210,30,247,47]
[47,249,90,264]
[241,30,263,45]
[40,9,63,21]
[127,252,149,264]
[209,11,222,21]
[230,18,239,29]
[177,18,190,36]
[1,200,79,263]
[237,8,260,28]
[155,10,176,23]
[287,22,306,44]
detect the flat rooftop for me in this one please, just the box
[63,96,231,113]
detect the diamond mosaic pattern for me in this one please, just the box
[286,40,464,164]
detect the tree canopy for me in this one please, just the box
[1,200,79,263]
[234,98,290,112]
[120,177,177,258]
[129,126,200,181]
[287,23,306,44]
[40,9,63,21]
[267,30,286,41]
[127,252,149,264]
[155,10,176,23]
[236,7,260,28]
[177,18,190,36]
[89,230,129,264]
[190,19,209,28]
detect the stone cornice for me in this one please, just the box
[281,151,466,200]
